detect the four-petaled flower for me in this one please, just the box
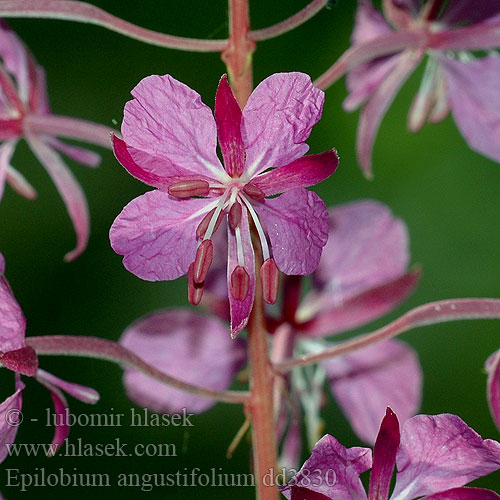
[281,407,500,500]
[0,22,112,260]
[110,72,338,336]
[342,0,500,176]
[0,253,99,461]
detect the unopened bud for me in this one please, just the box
[231,266,250,301]
[168,179,209,198]
[261,258,280,304]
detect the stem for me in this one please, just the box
[274,298,500,373]
[26,335,250,404]
[0,0,227,52]
[222,0,255,108]
[251,0,329,41]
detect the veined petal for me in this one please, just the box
[227,208,255,337]
[120,309,246,413]
[440,1,500,25]
[440,56,500,163]
[257,189,329,276]
[6,165,37,199]
[122,74,227,182]
[215,75,245,177]
[0,254,26,352]
[242,72,324,178]
[110,191,213,281]
[391,414,500,500]
[485,349,500,432]
[36,369,99,404]
[423,487,500,500]
[357,49,422,177]
[0,375,24,463]
[0,138,16,202]
[324,340,422,444]
[26,135,89,262]
[252,150,339,196]
[281,434,372,500]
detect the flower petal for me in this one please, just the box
[0,255,26,352]
[0,139,16,202]
[423,487,500,500]
[440,56,500,163]
[120,309,246,413]
[215,74,245,177]
[391,414,500,500]
[227,208,255,337]
[252,150,339,196]
[257,189,329,276]
[110,191,214,281]
[0,375,24,463]
[440,1,500,25]
[41,383,69,457]
[357,49,422,177]
[6,165,37,199]
[485,348,500,433]
[324,340,421,444]
[281,434,372,500]
[122,74,227,182]
[242,72,324,177]
[26,135,89,261]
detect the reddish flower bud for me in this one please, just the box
[168,179,209,198]
[192,239,214,284]
[228,201,242,230]
[187,263,204,306]
[261,258,280,304]
[231,266,250,301]
[243,182,266,201]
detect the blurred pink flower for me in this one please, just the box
[0,22,112,260]
[110,72,338,336]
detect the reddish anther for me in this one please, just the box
[196,209,225,239]
[187,263,204,306]
[228,201,242,230]
[261,258,280,304]
[193,239,214,284]
[243,182,266,201]
[168,179,210,198]
[0,345,39,376]
[231,266,250,301]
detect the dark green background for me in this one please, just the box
[0,0,499,497]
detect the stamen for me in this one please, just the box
[261,258,280,304]
[235,226,245,267]
[196,208,224,239]
[243,182,266,201]
[231,266,250,301]
[168,180,209,198]
[204,190,230,241]
[192,239,213,284]
[188,263,204,306]
[241,196,270,261]
[229,201,242,230]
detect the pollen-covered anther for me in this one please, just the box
[192,239,213,284]
[168,179,210,198]
[228,201,242,230]
[187,263,204,306]
[261,258,280,304]
[243,183,265,201]
[231,266,250,301]
[196,209,224,239]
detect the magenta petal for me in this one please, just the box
[110,190,213,281]
[485,349,500,433]
[252,150,339,196]
[26,135,89,261]
[0,376,24,463]
[0,257,26,352]
[440,1,500,25]
[0,139,16,202]
[369,408,400,500]
[281,434,372,500]
[357,50,422,177]
[36,369,99,404]
[423,487,500,500]
[120,309,246,413]
[45,385,69,456]
[258,189,329,275]
[242,72,324,177]
[227,208,255,336]
[122,74,226,182]
[324,340,422,444]
[440,56,500,163]
[6,165,37,199]
[392,414,500,500]
[215,75,245,177]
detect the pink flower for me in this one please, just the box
[0,253,99,461]
[0,22,112,260]
[281,407,500,500]
[110,72,338,336]
[486,348,500,433]
[340,0,500,176]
